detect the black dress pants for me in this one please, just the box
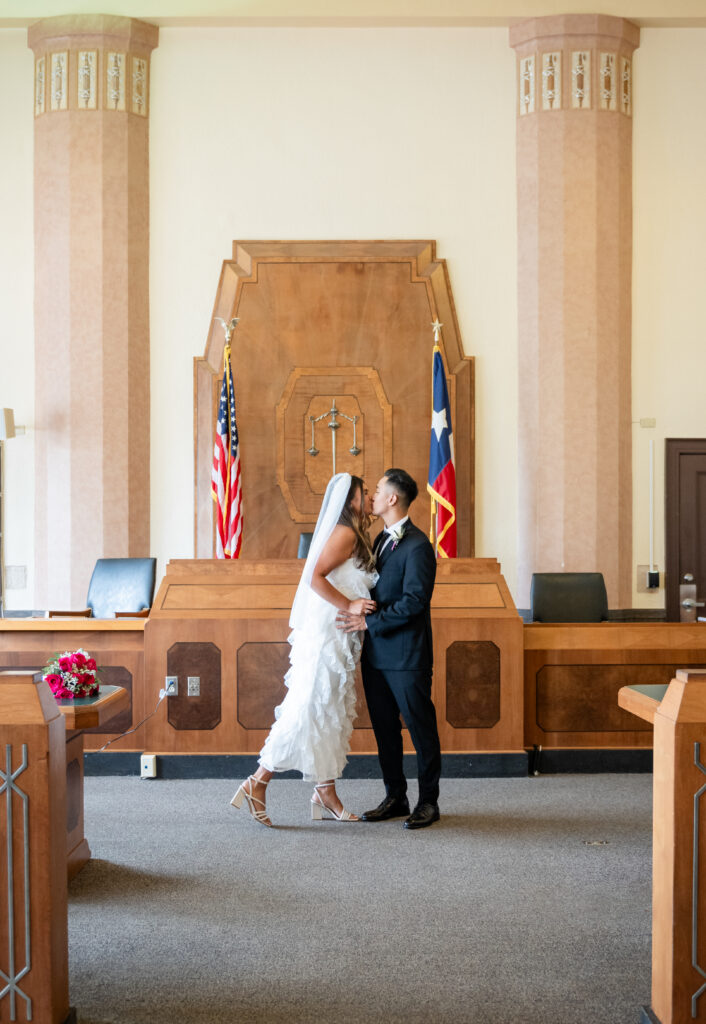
[362,663,441,805]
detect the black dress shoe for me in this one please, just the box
[404,802,440,830]
[361,795,411,821]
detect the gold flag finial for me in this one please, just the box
[431,319,443,344]
[214,316,240,345]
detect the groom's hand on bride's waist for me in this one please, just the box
[336,610,368,633]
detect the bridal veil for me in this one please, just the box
[289,472,352,630]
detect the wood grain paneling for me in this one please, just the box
[66,756,81,833]
[433,583,505,609]
[536,665,669,732]
[237,642,289,730]
[524,622,706,748]
[163,583,295,611]
[277,367,392,521]
[0,673,70,1022]
[82,665,132,735]
[0,560,526,758]
[236,643,376,733]
[166,642,221,731]
[195,240,474,559]
[445,641,501,729]
[642,672,706,1024]
[64,730,90,880]
[353,665,373,730]
[145,558,524,755]
[0,620,146,753]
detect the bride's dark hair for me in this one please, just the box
[338,475,375,571]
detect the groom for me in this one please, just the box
[338,468,441,829]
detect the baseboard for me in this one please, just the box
[84,751,529,779]
[84,748,652,778]
[84,752,142,776]
[531,748,653,774]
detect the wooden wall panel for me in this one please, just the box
[0,621,146,754]
[237,642,289,729]
[143,614,387,755]
[66,751,82,834]
[236,643,375,733]
[0,673,71,1022]
[277,367,392,521]
[195,240,474,559]
[524,623,706,748]
[142,559,523,756]
[446,640,501,729]
[536,664,698,733]
[166,642,221,731]
[82,665,132,736]
[352,665,373,730]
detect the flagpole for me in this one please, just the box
[429,318,443,555]
[213,316,240,558]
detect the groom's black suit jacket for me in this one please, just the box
[363,521,437,672]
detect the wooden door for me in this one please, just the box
[665,439,706,621]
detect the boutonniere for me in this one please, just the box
[389,522,408,551]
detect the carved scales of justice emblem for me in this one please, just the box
[306,400,361,476]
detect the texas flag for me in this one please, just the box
[427,345,457,557]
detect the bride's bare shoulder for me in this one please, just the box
[324,524,356,554]
[313,524,356,575]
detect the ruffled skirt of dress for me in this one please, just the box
[258,615,361,782]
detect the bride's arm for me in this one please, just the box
[309,525,377,615]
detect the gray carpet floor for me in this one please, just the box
[69,776,652,1024]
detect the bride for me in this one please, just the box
[230,473,378,827]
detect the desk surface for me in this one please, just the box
[56,684,129,730]
[524,621,706,650]
[0,618,145,631]
[618,683,669,724]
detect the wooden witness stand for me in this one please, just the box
[145,556,525,758]
[0,672,75,1024]
[619,671,706,1024]
[56,684,130,880]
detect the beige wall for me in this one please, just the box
[148,26,519,587]
[2,22,706,609]
[632,28,706,607]
[0,30,34,611]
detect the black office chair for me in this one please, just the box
[297,533,313,559]
[48,557,157,619]
[530,572,609,623]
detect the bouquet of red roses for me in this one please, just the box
[43,648,100,700]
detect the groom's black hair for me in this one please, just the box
[384,468,418,509]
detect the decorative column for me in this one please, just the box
[28,16,158,608]
[510,16,639,609]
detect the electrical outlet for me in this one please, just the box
[140,754,157,779]
[637,564,661,593]
[187,676,200,697]
[165,676,178,696]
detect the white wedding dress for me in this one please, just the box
[259,557,378,782]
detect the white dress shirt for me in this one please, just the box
[377,515,410,558]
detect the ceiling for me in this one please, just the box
[1,0,706,28]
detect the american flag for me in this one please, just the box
[211,346,243,558]
[427,343,457,557]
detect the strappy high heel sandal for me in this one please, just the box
[230,775,272,828]
[311,781,359,822]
